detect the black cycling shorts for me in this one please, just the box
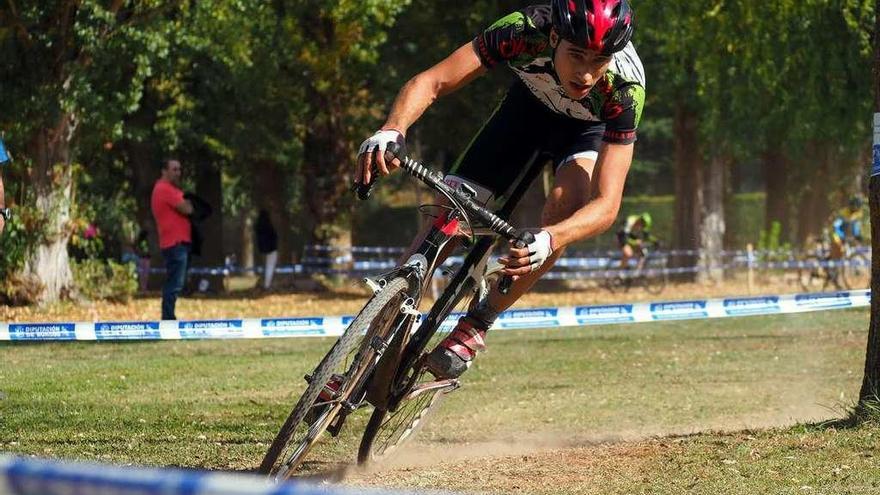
[448,80,605,201]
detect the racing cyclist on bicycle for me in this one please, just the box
[354,1,644,379]
[829,196,864,259]
[616,212,658,269]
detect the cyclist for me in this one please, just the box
[829,196,864,259]
[0,137,12,234]
[616,212,658,269]
[355,1,644,379]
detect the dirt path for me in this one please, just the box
[340,406,839,494]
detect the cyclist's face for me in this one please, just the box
[553,38,612,100]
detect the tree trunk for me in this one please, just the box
[123,90,162,262]
[252,159,292,264]
[302,98,353,272]
[796,145,832,245]
[189,158,224,293]
[763,149,789,240]
[858,0,880,406]
[25,116,76,302]
[697,154,726,284]
[672,105,703,278]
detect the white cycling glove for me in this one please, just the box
[526,230,554,272]
[358,129,406,158]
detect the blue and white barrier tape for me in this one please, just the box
[304,244,870,259]
[0,290,868,342]
[0,455,409,495]
[160,255,871,279]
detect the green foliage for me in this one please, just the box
[71,259,137,303]
[757,221,794,261]
[353,193,768,250]
[0,208,36,278]
[0,206,46,306]
[0,0,875,297]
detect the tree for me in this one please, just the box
[858,0,880,407]
[0,1,177,301]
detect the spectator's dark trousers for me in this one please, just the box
[161,243,191,320]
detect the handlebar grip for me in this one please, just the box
[499,231,536,295]
[384,142,402,163]
[353,143,404,201]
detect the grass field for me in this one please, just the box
[0,304,875,493]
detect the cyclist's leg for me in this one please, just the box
[620,244,634,269]
[479,115,606,313]
[424,83,559,378]
[485,155,596,311]
[633,244,647,270]
[399,82,545,275]
[617,231,631,268]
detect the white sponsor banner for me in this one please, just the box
[0,290,869,342]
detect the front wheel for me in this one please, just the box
[641,259,667,295]
[797,256,826,292]
[840,252,870,289]
[259,276,411,480]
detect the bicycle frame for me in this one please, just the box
[340,149,547,418]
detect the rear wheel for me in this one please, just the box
[259,277,411,480]
[357,372,453,465]
[602,265,629,294]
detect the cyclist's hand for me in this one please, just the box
[355,129,406,185]
[499,230,554,277]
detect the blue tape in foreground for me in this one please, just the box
[0,290,870,342]
[0,454,410,495]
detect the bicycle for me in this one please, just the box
[602,244,667,295]
[258,145,542,480]
[798,238,869,291]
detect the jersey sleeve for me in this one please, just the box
[473,7,550,69]
[601,83,645,145]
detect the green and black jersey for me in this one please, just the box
[473,5,646,144]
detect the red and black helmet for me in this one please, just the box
[551,0,635,55]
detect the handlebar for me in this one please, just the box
[354,144,533,294]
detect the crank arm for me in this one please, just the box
[403,378,460,401]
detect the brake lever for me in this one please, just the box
[499,230,536,295]
[353,162,380,201]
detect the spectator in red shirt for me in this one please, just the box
[151,159,193,320]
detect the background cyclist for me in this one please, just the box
[616,212,658,270]
[354,1,644,379]
[830,196,864,259]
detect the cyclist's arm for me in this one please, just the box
[362,43,487,179]
[381,43,486,136]
[545,143,634,249]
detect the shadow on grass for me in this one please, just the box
[134,287,370,303]
[811,394,880,431]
